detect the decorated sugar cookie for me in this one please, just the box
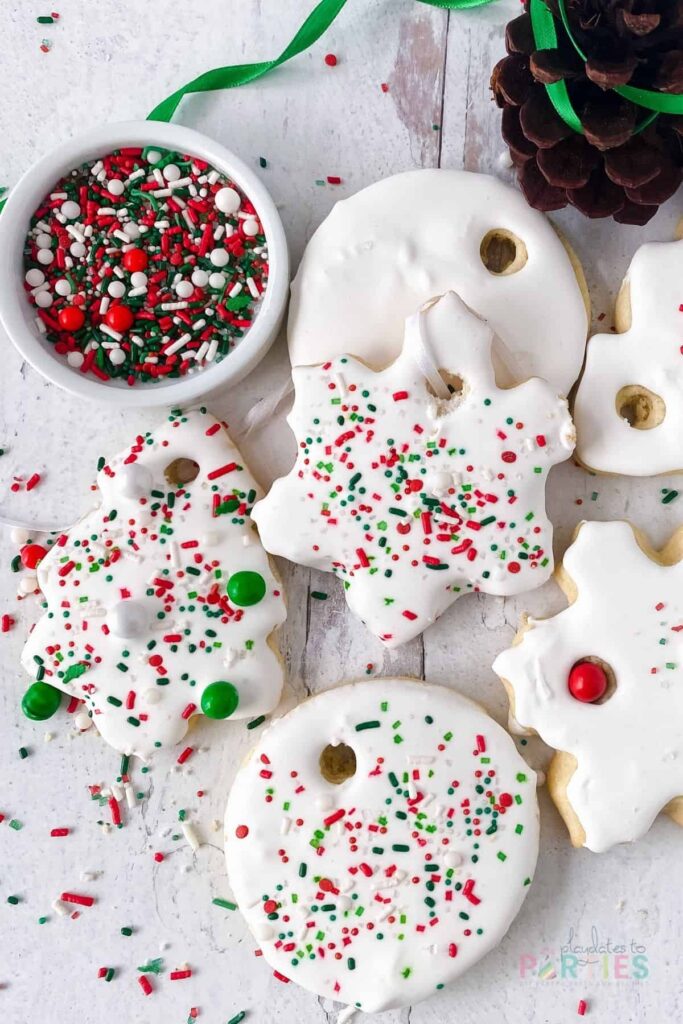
[21,408,286,759]
[254,292,575,647]
[289,169,589,394]
[493,520,683,853]
[225,678,539,1013]
[574,238,683,476]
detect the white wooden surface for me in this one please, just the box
[0,2,682,1022]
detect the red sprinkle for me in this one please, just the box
[324,53,338,66]
[138,975,153,996]
[61,892,94,907]
[170,969,192,981]
[578,999,587,1016]
[177,746,194,765]
[50,828,70,837]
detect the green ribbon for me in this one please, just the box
[531,0,683,135]
[148,0,496,123]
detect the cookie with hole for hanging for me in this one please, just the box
[288,169,590,397]
[20,407,286,759]
[493,519,683,852]
[224,677,540,1013]
[253,291,576,647]
[574,236,683,476]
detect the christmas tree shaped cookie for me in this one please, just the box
[21,408,286,759]
[575,238,683,476]
[253,292,575,646]
[494,520,683,852]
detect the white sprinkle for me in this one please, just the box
[160,301,189,311]
[107,178,125,196]
[34,290,53,309]
[36,248,54,266]
[52,899,69,917]
[246,277,260,299]
[128,286,147,298]
[124,783,136,809]
[25,268,45,287]
[182,822,200,852]
[206,337,219,362]
[60,200,81,220]
[101,324,123,342]
[35,316,47,335]
[99,297,110,315]
[228,281,243,298]
[195,341,209,362]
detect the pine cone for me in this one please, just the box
[491,0,683,224]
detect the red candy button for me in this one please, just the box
[20,543,48,570]
[57,306,85,332]
[122,248,148,273]
[568,661,608,703]
[105,305,135,333]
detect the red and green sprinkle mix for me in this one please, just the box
[23,147,268,385]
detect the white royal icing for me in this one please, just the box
[574,238,683,476]
[493,520,683,853]
[21,408,286,759]
[225,678,538,1013]
[254,292,575,647]
[288,169,588,395]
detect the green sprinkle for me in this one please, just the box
[212,897,237,911]
[7,895,20,905]
[247,715,266,730]
[19,747,29,760]
[9,819,23,831]
[392,844,410,852]
[121,926,133,936]
[138,958,164,974]
[227,1012,247,1024]
[355,720,381,731]
[311,591,328,600]
[663,489,679,505]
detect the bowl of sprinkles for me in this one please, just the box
[0,122,289,406]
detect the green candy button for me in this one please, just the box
[201,681,239,720]
[227,570,266,607]
[22,681,62,721]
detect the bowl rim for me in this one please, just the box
[0,121,289,408]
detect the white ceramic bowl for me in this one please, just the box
[0,121,289,407]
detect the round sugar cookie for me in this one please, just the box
[288,169,589,394]
[225,678,539,1013]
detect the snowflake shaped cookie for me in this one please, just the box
[253,292,575,646]
[494,520,683,852]
[575,238,683,476]
[21,408,286,759]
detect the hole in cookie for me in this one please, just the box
[164,458,200,486]
[568,657,617,705]
[615,386,665,430]
[426,372,464,399]
[319,742,357,785]
[480,230,528,276]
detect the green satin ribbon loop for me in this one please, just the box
[529,0,583,134]
[148,0,498,124]
[149,0,349,122]
[532,0,682,135]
